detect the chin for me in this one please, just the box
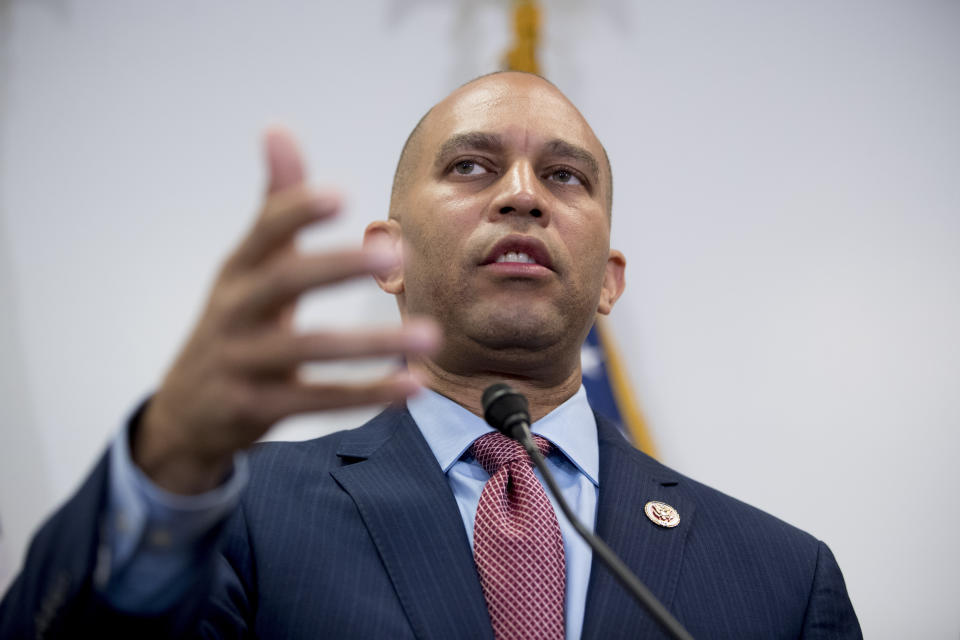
[468,310,565,352]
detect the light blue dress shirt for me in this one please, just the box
[105,387,599,639]
[408,386,599,640]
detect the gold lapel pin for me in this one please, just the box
[644,501,680,528]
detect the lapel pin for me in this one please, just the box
[644,501,680,528]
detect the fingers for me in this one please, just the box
[226,321,440,375]
[227,246,399,324]
[227,127,336,274]
[137,125,433,487]
[227,187,340,273]
[295,372,424,411]
[251,372,424,421]
[265,126,306,194]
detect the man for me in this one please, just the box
[0,72,860,638]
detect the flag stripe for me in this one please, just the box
[594,319,658,458]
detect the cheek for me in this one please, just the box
[401,211,469,290]
[557,212,611,275]
[406,192,484,263]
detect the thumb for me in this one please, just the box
[264,125,306,194]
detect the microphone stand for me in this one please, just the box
[483,383,694,640]
[515,421,693,640]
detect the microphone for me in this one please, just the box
[482,383,694,640]
[481,383,530,441]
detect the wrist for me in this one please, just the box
[132,399,232,495]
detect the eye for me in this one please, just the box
[547,168,583,186]
[451,160,490,176]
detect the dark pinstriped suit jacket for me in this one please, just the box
[0,408,861,639]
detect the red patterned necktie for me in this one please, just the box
[471,432,566,640]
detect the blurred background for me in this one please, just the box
[1,1,957,636]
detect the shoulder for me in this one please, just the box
[644,455,861,637]
[592,415,856,634]
[677,462,821,554]
[596,413,821,559]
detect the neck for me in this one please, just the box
[410,356,582,422]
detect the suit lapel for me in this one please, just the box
[330,408,493,640]
[581,415,696,639]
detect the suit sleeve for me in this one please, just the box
[0,446,246,639]
[800,541,863,639]
[103,413,247,613]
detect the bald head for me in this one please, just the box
[389,108,433,217]
[365,70,627,387]
[389,71,613,219]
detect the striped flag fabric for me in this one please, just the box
[581,320,658,457]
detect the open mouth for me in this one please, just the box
[495,251,538,264]
[481,235,554,271]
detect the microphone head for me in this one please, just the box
[482,383,530,439]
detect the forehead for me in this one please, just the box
[422,74,603,158]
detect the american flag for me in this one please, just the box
[581,320,658,457]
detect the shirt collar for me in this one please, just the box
[407,385,599,487]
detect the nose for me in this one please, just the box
[489,160,549,224]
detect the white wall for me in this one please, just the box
[1,1,957,637]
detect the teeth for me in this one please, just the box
[496,251,537,264]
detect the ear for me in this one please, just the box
[363,219,404,295]
[596,249,626,315]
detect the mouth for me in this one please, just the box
[480,235,555,272]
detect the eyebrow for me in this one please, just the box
[434,132,505,169]
[543,139,600,185]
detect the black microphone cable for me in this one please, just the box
[482,382,694,640]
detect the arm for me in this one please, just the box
[0,450,212,639]
[0,407,248,639]
[0,128,440,638]
[102,402,247,613]
[133,127,436,495]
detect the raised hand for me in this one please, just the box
[132,128,439,494]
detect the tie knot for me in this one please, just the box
[470,432,552,475]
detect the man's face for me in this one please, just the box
[386,73,624,378]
